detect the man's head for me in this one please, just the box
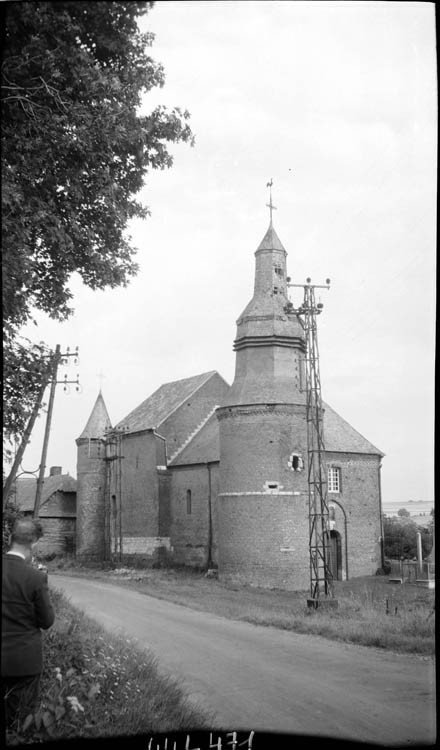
[10,518,43,558]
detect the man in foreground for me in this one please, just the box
[1,518,55,729]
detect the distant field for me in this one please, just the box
[383,502,433,519]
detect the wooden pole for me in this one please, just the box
[33,345,61,518]
[2,361,53,510]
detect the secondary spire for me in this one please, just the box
[266,178,277,225]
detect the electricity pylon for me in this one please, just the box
[285,277,337,606]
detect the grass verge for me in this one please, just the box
[50,562,435,656]
[6,585,210,745]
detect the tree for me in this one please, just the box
[397,508,410,518]
[2,1,193,450]
[3,336,53,453]
[383,517,433,559]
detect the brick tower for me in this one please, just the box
[217,216,311,589]
[76,391,112,560]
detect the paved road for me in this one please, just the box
[52,575,436,745]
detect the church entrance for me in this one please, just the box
[326,530,342,580]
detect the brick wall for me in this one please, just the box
[217,403,310,589]
[217,403,382,588]
[218,404,309,496]
[325,452,382,577]
[76,438,106,559]
[169,464,215,567]
[217,492,310,590]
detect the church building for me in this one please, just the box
[76,215,384,590]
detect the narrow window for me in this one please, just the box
[186,489,192,515]
[328,467,341,493]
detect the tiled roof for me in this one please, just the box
[323,402,384,456]
[78,392,112,439]
[170,411,220,465]
[116,371,220,433]
[13,474,77,512]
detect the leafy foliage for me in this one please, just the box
[383,516,433,559]
[2,501,24,553]
[2,1,193,451]
[3,336,53,455]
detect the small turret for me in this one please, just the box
[75,392,112,560]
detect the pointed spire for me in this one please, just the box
[78,392,112,440]
[257,223,286,252]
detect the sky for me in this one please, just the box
[16,1,436,504]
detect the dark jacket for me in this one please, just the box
[2,554,55,676]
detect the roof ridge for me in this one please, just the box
[168,405,219,464]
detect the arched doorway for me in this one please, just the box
[326,530,342,580]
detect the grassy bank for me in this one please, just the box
[50,562,435,656]
[7,586,209,745]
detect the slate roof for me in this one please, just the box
[116,371,221,433]
[13,474,77,512]
[256,222,286,252]
[79,391,112,439]
[323,401,384,456]
[169,411,220,466]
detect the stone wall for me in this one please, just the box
[36,517,76,557]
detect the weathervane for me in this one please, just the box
[266,178,277,224]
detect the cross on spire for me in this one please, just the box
[266,178,277,225]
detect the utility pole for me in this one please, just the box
[285,277,337,608]
[33,345,80,518]
[2,362,53,510]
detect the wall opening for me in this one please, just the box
[186,489,192,515]
[289,453,304,472]
[326,529,342,580]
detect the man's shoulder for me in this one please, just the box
[3,555,47,584]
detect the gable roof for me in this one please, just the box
[169,408,220,465]
[13,474,77,512]
[78,391,112,439]
[323,402,384,456]
[116,371,223,433]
